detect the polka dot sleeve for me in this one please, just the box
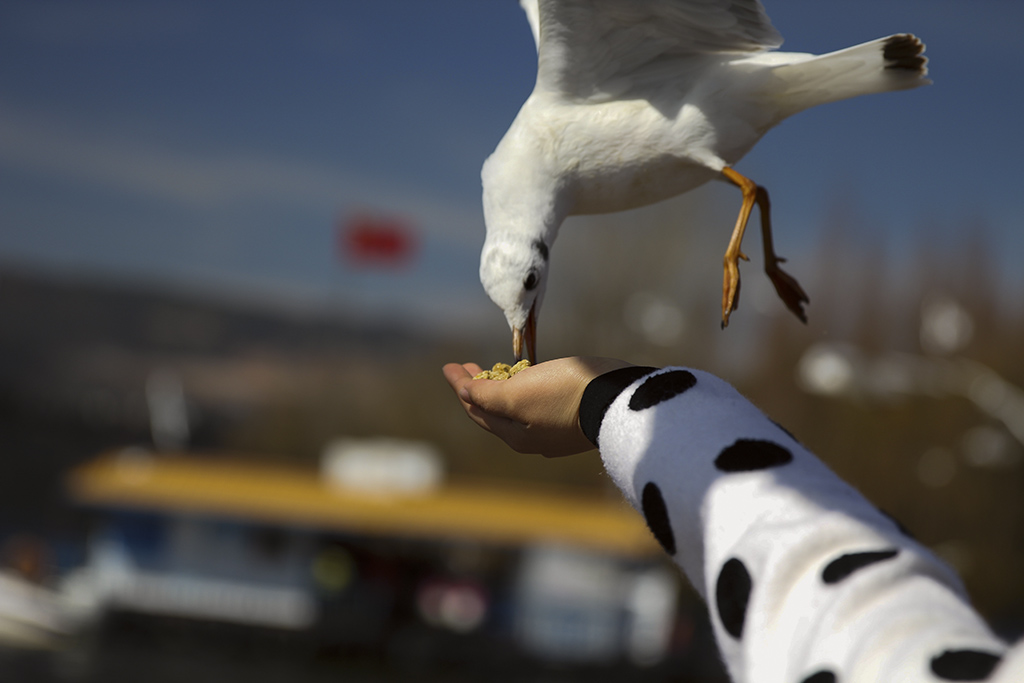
[580,366,1022,683]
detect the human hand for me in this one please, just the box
[442,357,634,457]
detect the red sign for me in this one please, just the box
[340,213,417,267]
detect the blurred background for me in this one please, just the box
[1,1,1022,681]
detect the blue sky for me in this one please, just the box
[1,0,1022,333]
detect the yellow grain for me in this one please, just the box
[473,360,532,380]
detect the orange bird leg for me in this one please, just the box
[754,185,809,323]
[720,167,809,327]
[720,167,756,327]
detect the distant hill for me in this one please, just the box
[0,265,429,368]
[0,265,446,534]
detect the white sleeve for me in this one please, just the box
[579,366,1021,683]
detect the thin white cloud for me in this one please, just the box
[0,105,484,244]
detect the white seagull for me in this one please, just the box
[480,0,928,362]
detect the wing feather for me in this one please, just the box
[519,0,541,51]
[532,0,783,100]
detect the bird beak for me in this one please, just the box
[512,304,537,363]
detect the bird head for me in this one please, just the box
[479,235,549,363]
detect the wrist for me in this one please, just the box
[578,365,659,447]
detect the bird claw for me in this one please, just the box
[721,259,742,327]
[722,255,808,327]
[766,259,809,323]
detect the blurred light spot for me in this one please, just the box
[515,545,622,663]
[312,547,355,594]
[920,295,974,355]
[961,425,1022,469]
[625,568,677,666]
[322,438,443,495]
[416,579,487,633]
[623,292,686,347]
[797,343,857,396]
[146,368,190,451]
[918,447,956,488]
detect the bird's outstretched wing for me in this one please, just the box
[520,0,541,52]
[527,0,783,101]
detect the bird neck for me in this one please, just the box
[482,167,567,250]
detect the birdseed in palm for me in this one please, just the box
[473,360,532,380]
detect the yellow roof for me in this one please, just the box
[67,452,660,558]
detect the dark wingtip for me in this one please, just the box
[884,34,928,76]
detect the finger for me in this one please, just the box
[443,363,516,422]
[442,362,472,391]
[443,363,538,453]
[442,362,480,397]
[462,376,518,416]
[442,364,481,417]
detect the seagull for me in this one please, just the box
[480,0,928,363]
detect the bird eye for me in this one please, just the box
[523,270,539,291]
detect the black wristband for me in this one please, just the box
[579,366,658,448]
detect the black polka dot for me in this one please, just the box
[800,671,837,683]
[822,549,899,585]
[641,482,676,555]
[628,370,697,411]
[930,649,1002,681]
[715,439,793,472]
[715,558,752,639]
[578,366,658,447]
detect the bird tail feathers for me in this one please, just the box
[769,34,929,119]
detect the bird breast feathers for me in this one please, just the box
[503,96,722,214]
